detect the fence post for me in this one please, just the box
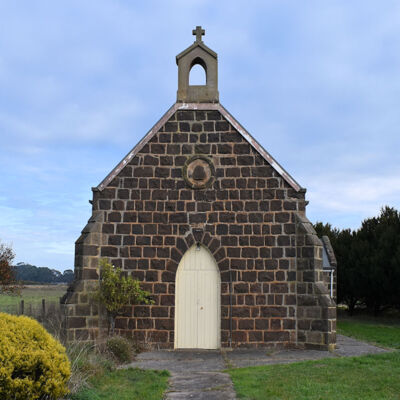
[20,300,24,315]
[42,299,46,317]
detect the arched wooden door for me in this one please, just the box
[175,245,221,349]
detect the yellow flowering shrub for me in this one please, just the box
[0,312,70,400]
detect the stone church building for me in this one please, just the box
[64,27,336,350]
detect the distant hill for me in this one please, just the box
[14,263,74,284]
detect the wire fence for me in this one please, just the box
[0,298,67,340]
[0,298,62,318]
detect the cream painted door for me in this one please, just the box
[175,245,221,349]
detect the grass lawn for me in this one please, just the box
[69,368,169,400]
[228,352,400,400]
[229,318,400,399]
[337,319,400,349]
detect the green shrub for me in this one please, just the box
[0,312,70,400]
[106,336,133,363]
[93,259,153,335]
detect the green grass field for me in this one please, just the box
[69,368,170,400]
[229,317,400,400]
[0,285,67,313]
[337,319,400,349]
[228,352,400,400]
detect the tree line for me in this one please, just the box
[0,242,73,291]
[14,263,74,284]
[314,206,400,315]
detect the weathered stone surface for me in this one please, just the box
[65,44,334,349]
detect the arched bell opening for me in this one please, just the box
[189,57,208,86]
[176,26,219,102]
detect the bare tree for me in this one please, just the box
[0,240,19,294]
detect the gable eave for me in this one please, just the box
[217,103,303,192]
[96,103,180,191]
[176,42,217,63]
[96,102,303,192]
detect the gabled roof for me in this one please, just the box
[321,236,337,269]
[176,41,217,63]
[96,103,303,192]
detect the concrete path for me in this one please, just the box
[125,335,388,399]
[127,350,235,399]
[222,335,387,368]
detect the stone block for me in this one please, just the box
[260,307,287,318]
[155,319,174,330]
[67,317,86,329]
[82,268,99,280]
[264,331,289,342]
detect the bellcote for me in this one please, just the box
[176,26,219,103]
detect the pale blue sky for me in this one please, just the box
[1,1,399,270]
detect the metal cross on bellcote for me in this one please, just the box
[192,26,205,42]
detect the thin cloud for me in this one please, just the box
[306,172,400,228]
